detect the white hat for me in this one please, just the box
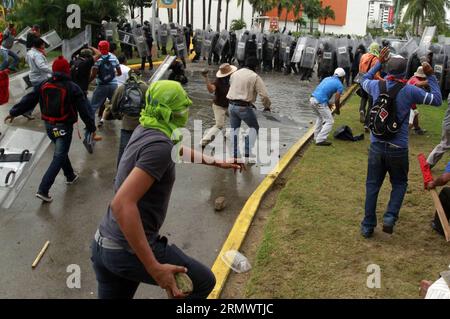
[414,66,426,78]
[334,68,346,78]
[216,63,237,78]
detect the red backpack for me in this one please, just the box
[0,69,9,105]
[40,79,72,123]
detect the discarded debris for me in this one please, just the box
[221,250,252,273]
[32,240,50,269]
[214,196,226,211]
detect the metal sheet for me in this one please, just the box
[417,26,437,57]
[118,30,136,47]
[0,127,51,209]
[62,25,91,60]
[41,30,62,52]
[148,55,176,84]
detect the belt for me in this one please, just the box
[230,100,253,107]
[95,229,125,250]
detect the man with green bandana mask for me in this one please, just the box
[91,80,244,299]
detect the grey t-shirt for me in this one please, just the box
[99,126,176,249]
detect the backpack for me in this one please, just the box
[118,78,145,117]
[70,56,89,84]
[367,81,406,140]
[97,55,116,84]
[39,79,72,123]
[433,187,450,237]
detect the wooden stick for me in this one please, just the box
[32,241,50,268]
[430,190,450,242]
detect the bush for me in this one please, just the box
[230,19,247,32]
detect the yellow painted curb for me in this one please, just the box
[208,84,357,299]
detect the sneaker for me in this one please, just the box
[361,229,374,239]
[316,141,332,146]
[382,224,394,234]
[66,174,79,185]
[97,120,104,128]
[36,192,53,203]
[93,133,102,141]
[359,111,365,123]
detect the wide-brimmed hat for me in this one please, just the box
[216,63,237,78]
[414,66,426,78]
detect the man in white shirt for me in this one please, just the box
[226,56,271,159]
[116,55,131,86]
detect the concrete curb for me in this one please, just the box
[208,83,358,299]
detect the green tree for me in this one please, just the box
[401,0,450,35]
[230,18,247,31]
[224,0,230,29]
[302,0,322,34]
[11,0,125,39]
[320,5,335,34]
[237,0,246,20]
[294,16,306,32]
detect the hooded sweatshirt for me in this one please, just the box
[26,48,52,86]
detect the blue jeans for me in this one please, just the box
[91,236,216,299]
[229,103,259,158]
[0,48,19,70]
[90,83,117,121]
[361,142,409,232]
[38,123,75,195]
[117,129,133,167]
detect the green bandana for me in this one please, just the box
[140,80,192,143]
[369,42,380,57]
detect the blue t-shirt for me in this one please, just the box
[361,62,442,148]
[445,161,450,173]
[312,76,344,105]
[93,53,120,85]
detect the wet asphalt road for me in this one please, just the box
[0,61,315,298]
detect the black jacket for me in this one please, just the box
[9,72,96,132]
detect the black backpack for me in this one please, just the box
[367,81,406,140]
[118,78,145,117]
[97,55,116,84]
[70,57,89,85]
[39,79,72,123]
[333,125,364,142]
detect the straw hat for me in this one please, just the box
[216,63,237,78]
[414,66,426,78]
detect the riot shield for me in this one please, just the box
[364,34,373,48]
[118,30,136,47]
[283,36,294,66]
[16,26,31,44]
[445,49,450,94]
[265,34,276,60]
[158,23,169,47]
[104,22,118,42]
[148,55,176,84]
[194,29,204,54]
[300,37,318,69]
[398,38,418,59]
[215,30,230,57]
[390,40,405,55]
[278,34,289,64]
[291,36,307,63]
[0,127,51,209]
[336,38,350,69]
[62,25,92,60]
[417,26,437,57]
[433,53,447,89]
[174,31,187,58]
[10,42,27,59]
[236,32,249,62]
[41,30,62,52]
[320,39,336,74]
[132,27,150,58]
[256,32,263,61]
[202,31,213,59]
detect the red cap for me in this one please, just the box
[52,56,70,76]
[98,40,110,55]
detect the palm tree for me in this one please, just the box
[208,0,212,25]
[402,0,450,35]
[320,5,335,34]
[186,0,190,26]
[216,0,223,31]
[177,0,180,24]
[237,0,246,20]
[294,17,306,32]
[203,0,206,29]
[225,0,230,29]
[302,0,322,34]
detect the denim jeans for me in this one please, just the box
[90,83,118,123]
[38,123,75,195]
[91,236,216,299]
[361,142,409,232]
[229,103,259,158]
[0,48,19,70]
[117,129,133,167]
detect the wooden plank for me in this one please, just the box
[430,190,450,242]
[32,241,50,269]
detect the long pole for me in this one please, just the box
[152,0,156,41]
